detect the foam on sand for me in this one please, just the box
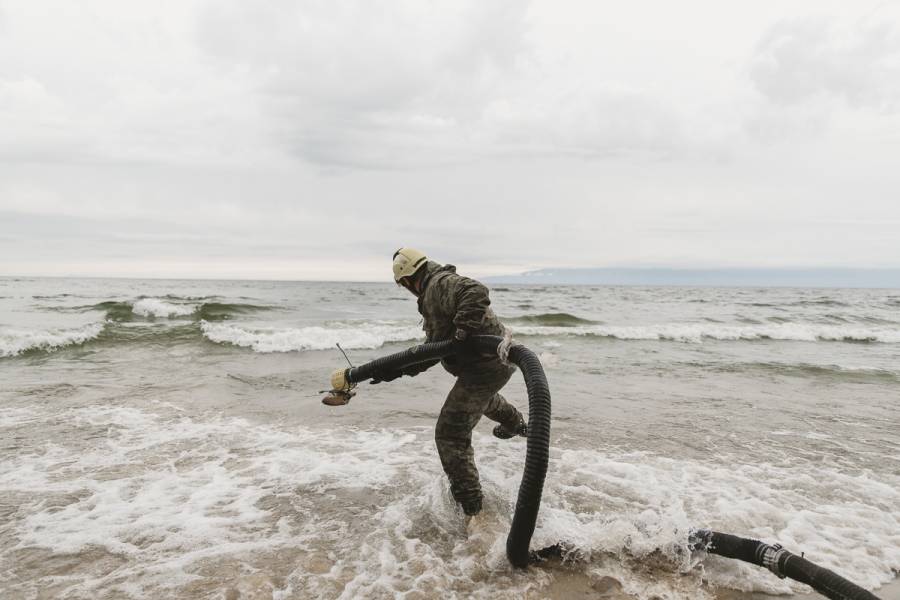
[1,404,895,599]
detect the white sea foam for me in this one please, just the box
[0,322,104,357]
[538,351,559,366]
[510,322,900,344]
[200,320,424,352]
[0,406,37,428]
[2,404,896,599]
[201,319,900,353]
[131,298,196,318]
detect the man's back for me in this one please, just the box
[415,261,506,374]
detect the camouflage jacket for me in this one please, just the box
[411,261,505,376]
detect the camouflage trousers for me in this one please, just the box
[435,360,522,515]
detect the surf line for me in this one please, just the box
[324,336,881,600]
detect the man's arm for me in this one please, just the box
[402,358,440,376]
[452,277,491,334]
[370,358,440,384]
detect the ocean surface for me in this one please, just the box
[1,277,898,600]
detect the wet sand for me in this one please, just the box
[543,571,899,599]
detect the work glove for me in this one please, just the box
[330,368,352,392]
[452,328,474,358]
[370,369,403,385]
[403,358,439,377]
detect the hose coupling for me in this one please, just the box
[760,544,788,579]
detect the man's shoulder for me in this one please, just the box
[440,272,491,294]
[423,265,490,300]
[428,266,461,289]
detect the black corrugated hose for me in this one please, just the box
[690,530,882,600]
[345,335,551,568]
[341,338,881,597]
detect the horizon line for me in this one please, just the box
[5,266,900,289]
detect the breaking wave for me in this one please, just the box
[8,318,900,358]
[51,298,278,322]
[790,298,851,307]
[505,312,599,327]
[4,316,422,357]
[509,322,900,344]
[200,321,424,352]
[701,361,900,382]
[196,302,275,321]
[131,298,196,318]
[0,323,105,358]
[742,299,852,308]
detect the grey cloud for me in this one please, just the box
[750,16,900,113]
[195,0,689,168]
[195,0,531,168]
[484,88,685,160]
[2,1,719,172]
[0,3,269,169]
[4,1,900,278]
[741,102,830,143]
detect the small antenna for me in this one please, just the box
[336,343,354,368]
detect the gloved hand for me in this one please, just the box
[330,368,352,392]
[370,369,403,385]
[403,358,439,377]
[452,328,474,357]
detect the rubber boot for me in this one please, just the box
[493,413,527,440]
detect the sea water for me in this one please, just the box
[1,277,898,599]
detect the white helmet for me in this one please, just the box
[392,247,427,283]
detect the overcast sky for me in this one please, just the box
[2,0,900,280]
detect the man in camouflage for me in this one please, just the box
[373,248,527,518]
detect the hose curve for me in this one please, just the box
[341,339,881,596]
[346,335,551,568]
[690,530,882,600]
